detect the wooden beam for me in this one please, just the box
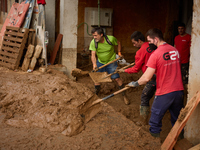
[161,91,200,150]
[49,34,63,65]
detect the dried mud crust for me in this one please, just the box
[0,67,93,136]
[0,66,162,149]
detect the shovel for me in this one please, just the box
[71,57,122,78]
[92,86,131,106]
[78,86,131,123]
[99,62,135,81]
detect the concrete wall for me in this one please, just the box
[60,0,78,79]
[185,0,200,145]
[45,0,55,55]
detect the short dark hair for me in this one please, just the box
[131,31,145,42]
[146,28,164,41]
[91,27,104,35]
[178,22,186,28]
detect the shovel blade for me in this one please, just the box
[71,68,89,77]
[89,72,112,83]
[78,94,102,123]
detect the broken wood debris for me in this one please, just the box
[28,45,42,71]
[22,44,35,71]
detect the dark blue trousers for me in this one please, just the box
[141,76,156,106]
[149,90,184,134]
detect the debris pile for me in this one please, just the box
[0,67,94,136]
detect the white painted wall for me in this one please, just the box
[60,0,78,48]
[185,0,200,145]
[60,0,78,79]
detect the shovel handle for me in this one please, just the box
[122,62,135,69]
[92,57,122,72]
[102,62,135,79]
[92,86,130,105]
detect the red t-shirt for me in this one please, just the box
[125,42,154,74]
[174,34,191,64]
[37,0,46,5]
[147,43,184,96]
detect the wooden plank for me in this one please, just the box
[0,61,15,69]
[2,41,21,48]
[49,34,63,65]
[6,26,19,31]
[0,51,18,59]
[161,91,200,150]
[1,46,20,53]
[25,44,34,58]
[4,31,24,37]
[3,36,23,43]
[0,56,17,64]
[29,57,37,70]
[189,143,200,150]
[22,57,31,71]
[33,45,42,58]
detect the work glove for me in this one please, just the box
[126,81,139,87]
[116,68,125,73]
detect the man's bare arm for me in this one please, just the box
[138,67,156,85]
[91,51,97,70]
[117,41,122,56]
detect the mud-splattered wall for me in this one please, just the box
[77,0,180,53]
[185,0,200,145]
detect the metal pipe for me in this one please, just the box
[98,0,100,27]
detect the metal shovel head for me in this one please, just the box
[89,72,112,83]
[78,94,102,123]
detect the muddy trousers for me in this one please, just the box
[149,91,184,134]
[141,77,156,106]
[181,62,189,84]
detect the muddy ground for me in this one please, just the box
[0,64,176,150]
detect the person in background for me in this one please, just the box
[174,22,191,84]
[89,27,130,105]
[126,28,184,137]
[118,31,156,125]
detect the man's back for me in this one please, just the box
[147,43,184,95]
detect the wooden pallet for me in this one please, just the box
[0,26,29,69]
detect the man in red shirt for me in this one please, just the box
[126,28,184,137]
[119,31,156,125]
[174,23,191,84]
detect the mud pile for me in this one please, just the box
[0,67,94,136]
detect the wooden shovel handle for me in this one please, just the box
[103,62,135,79]
[93,57,122,72]
[92,86,130,105]
[122,62,135,69]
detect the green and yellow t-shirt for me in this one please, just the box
[89,35,118,64]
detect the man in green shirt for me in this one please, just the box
[89,27,129,105]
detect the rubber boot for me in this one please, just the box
[119,84,130,105]
[95,85,101,95]
[139,105,150,125]
[150,132,160,137]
